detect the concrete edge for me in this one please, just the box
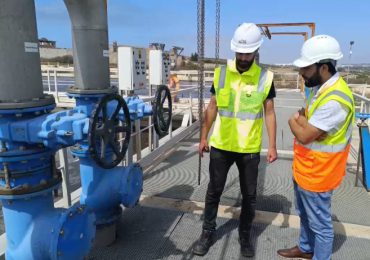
[139,195,370,240]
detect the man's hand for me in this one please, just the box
[267,147,277,163]
[316,132,328,142]
[298,107,306,117]
[289,110,326,145]
[199,139,210,157]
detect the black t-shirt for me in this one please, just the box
[210,81,276,99]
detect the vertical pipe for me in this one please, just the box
[64,0,110,91]
[0,0,44,103]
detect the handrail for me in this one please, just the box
[353,92,370,103]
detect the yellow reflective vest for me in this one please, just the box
[209,60,274,153]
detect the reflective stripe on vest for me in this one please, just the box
[219,109,263,120]
[293,76,354,192]
[299,122,353,153]
[218,65,227,89]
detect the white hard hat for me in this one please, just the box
[230,23,263,53]
[293,35,343,68]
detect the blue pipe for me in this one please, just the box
[2,190,95,260]
[0,94,148,258]
[75,148,143,225]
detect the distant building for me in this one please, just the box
[39,38,56,48]
[149,42,165,50]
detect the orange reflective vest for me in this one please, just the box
[293,76,354,192]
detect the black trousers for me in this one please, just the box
[202,147,260,238]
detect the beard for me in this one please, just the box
[236,59,254,72]
[303,69,323,88]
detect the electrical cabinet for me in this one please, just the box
[149,50,170,85]
[118,46,147,91]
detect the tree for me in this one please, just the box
[190,52,198,61]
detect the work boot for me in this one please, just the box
[277,246,313,259]
[239,237,254,257]
[192,229,214,256]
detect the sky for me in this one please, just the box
[35,0,370,65]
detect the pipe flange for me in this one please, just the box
[52,204,96,259]
[121,163,143,208]
[67,86,117,95]
[0,175,62,196]
[0,94,55,110]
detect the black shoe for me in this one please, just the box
[239,237,255,258]
[192,229,214,256]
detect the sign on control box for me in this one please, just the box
[149,50,170,85]
[118,46,147,91]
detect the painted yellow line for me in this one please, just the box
[139,195,370,240]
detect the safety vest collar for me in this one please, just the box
[316,72,340,97]
[218,63,269,93]
[306,73,341,112]
[227,59,259,76]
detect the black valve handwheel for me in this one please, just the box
[89,94,131,169]
[153,85,172,137]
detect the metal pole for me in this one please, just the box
[346,41,354,83]
[149,85,153,151]
[197,0,205,185]
[215,0,220,65]
[189,92,193,125]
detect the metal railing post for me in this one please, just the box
[169,119,173,138]
[135,119,141,160]
[125,124,134,164]
[47,69,51,92]
[189,92,193,125]
[296,74,299,89]
[54,70,59,103]
[360,85,366,113]
[148,85,153,151]
[153,131,159,149]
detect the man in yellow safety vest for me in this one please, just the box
[192,22,277,258]
[278,35,354,260]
